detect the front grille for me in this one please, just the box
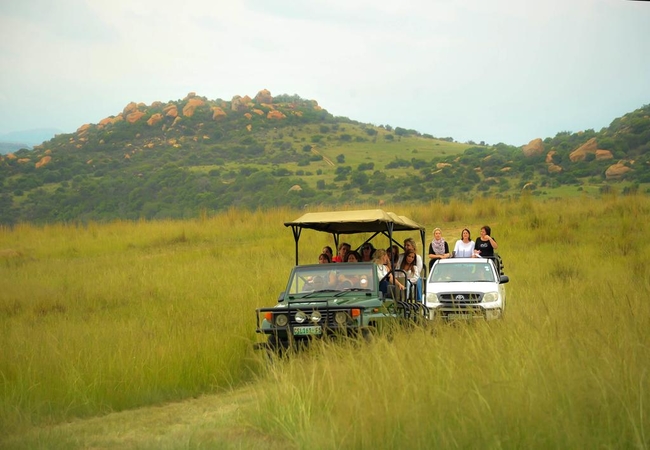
[284,309,350,327]
[438,292,482,304]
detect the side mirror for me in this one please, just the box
[277,291,285,302]
[499,275,509,284]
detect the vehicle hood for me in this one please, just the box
[279,294,379,308]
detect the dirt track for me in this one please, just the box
[311,148,335,166]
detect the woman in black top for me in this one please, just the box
[474,225,498,258]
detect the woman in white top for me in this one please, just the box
[397,238,424,301]
[453,228,475,258]
[373,249,405,294]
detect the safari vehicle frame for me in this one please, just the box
[283,209,427,267]
[255,209,429,351]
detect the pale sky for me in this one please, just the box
[0,0,648,146]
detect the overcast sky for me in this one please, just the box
[1,0,648,146]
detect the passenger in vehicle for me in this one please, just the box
[373,249,405,296]
[397,238,424,300]
[386,245,400,269]
[453,228,475,258]
[474,225,498,258]
[475,266,493,282]
[344,250,362,262]
[322,246,334,261]
[360,243,375,262]
[399,249,420,300]
[311,275,326,290]
[428,227,450,271]
[332,242,351,262]
[318,252,332,264]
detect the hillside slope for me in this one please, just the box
[0,91,648,224]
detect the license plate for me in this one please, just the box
[446,313,474,320]
[293,326,322,336]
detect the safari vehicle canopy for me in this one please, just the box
[284,209,427,266]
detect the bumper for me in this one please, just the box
[426,304,503,321]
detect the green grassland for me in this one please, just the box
[1,195,649,448]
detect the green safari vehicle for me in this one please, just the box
[255,209,429,351]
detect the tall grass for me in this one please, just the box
[1,196,649,448]
[248,194,650,448]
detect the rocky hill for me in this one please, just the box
[0,90,648,224]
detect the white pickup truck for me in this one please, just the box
[425,257,509,321]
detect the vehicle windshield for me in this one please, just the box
[287,264,376,294]
[429,262,495,283]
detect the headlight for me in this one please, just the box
[425,292,440,303]
[334,311,348,324]
[483,292,499,303]
[310,311,322,323]
[275,314,288,327]
[295,311,307,324]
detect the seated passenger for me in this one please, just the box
[318,252,332,264]
[344,250,362,262]
[310,275,326,291]
[373,249,405,296]
[360,243,376,262]
[332,242,351,262]
[322,246,334,262]
[397,238,423,301]
[399,249,420,300]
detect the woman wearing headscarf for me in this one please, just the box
[428,227,450,271]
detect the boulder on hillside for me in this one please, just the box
[252,109,264,116]
[126,110,145,123]
[267,110,286,120]
[569,138,599,162]
[98,115,123,128]
[123,102,139,116]
[605,162,632,179]
[595,149,613,160]
[231,95,248,112]
[254,89,272,104]
[98,116,121,129]
[548,163,563,173]
[522,138,545,157]
[147,113,163,126]
[212,106,227,120]
[545,150,557,164]
[164,105,178,118]
[183,98,205,117]
[35,156,51,169]
[77,124,91,134]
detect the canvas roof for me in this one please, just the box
[284,209,425,234]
